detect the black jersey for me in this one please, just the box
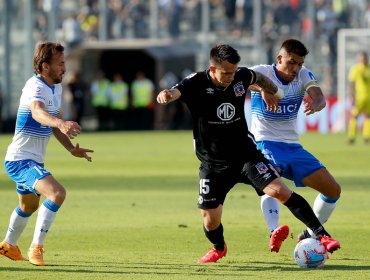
[176,67,259,165]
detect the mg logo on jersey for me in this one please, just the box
[217,103,235,121]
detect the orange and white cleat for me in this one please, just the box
[28,244,45,266]
[270,225,290,252]
[0,240,27,261]
[197,243,227,263]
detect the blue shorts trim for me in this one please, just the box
[4,160,51,196]
[256,140,324,187]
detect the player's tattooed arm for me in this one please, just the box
[254,72,278,94]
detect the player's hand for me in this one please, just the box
[157,89,172,104]
[58,120,81,139]
[261,89,279,112]
[303,97,316,115]
[70,143,94,162]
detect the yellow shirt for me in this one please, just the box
[348,63,370,103]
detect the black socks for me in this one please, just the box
[203,223,225,251]
[284,192,330,236]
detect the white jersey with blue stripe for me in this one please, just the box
[5,76,62,163]
[250,64,319,143]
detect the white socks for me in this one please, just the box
[260,194,280,234]
[4,208,30,246]
[31,203,57,245]
[261,193,337,237]
[307,194,337,237]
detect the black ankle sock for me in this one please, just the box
[203,223,225,251]
[284,192,329,236]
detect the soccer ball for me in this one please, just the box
[294,238,328,268]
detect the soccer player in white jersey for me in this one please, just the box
[249,39,341,253]
[0,42,93,266]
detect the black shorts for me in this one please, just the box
[197,154,280,209]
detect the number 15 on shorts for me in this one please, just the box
[199,179,210,194]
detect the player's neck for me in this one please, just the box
[38,74,55,88]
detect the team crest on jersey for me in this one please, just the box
[233,82,245,97]
[255,162,268,174]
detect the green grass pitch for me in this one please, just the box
[0,131,369,279]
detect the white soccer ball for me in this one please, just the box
[294,238,328,268]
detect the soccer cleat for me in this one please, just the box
[297,229,311,242]
[270,225,290,252]
[0,240,27,261]
[320,235,340,253]
[197,243,227,263]
[28,244,45,266]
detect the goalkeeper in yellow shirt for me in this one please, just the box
[348,51,370,144]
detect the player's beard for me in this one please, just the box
[51,72,64,84]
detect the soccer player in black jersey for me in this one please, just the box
[156,44,340,263]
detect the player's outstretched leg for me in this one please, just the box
[270,225,290,252]
[198,243,227,263]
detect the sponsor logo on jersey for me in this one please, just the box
[233,81,245,97]
[198,196,204,204]
[217,103,235,121]
[270,103,299,114]
[255,162,268,174]
[206,88,215,94]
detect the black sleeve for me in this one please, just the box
[238,67,257,86]
[174,72,199,103]
[249,68,257,85]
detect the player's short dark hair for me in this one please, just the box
[33,42,64,74]
[280,39,309,57]
[360,51,368,58]
[210,44,241,65]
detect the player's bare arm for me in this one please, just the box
[30,100,81,139]
[156,88,181,104]
[304,87,326,115]
[53,128,93,162]
[249,77,281,112]
[254,72,278,95]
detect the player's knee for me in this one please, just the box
[53,188,66,205]
[328,181,341,198]
[263,179,291,203]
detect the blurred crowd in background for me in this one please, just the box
[1,0,370,131]
[27,0,370,45]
